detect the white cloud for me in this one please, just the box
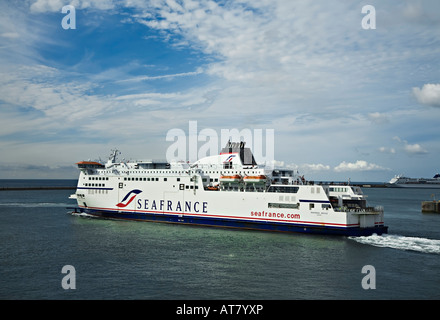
[379,147,396,154]
[302,163,331,172]
[267,161,330,173]
[0,65,114,123]
[403,143,428,155]
[367,112,389,124]
[402,2,440,25]
[29,0,65,13]
[131,0,374,114]
[413,83,440,107]
[1,32,20,39]
[30,0,115,13]
[393,136,428,155]
[116,69,203,83]
[334,161,387,172]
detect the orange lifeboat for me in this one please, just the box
[76,161,105,169]
[243,175,267,184]
[220,175,242,183]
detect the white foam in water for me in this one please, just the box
[351,234,440,254]
[70,211,95,218]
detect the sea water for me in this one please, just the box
[0,180,439,300]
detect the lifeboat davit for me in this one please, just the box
[243,175,267,184]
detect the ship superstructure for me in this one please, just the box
[70,142,387,236]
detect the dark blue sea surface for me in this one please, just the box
[0,179,439,300]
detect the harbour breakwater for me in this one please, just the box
[0,186,76,191]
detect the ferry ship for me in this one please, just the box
[69,142,387,236]
[387,174,440,189]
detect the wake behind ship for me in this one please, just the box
[69,142,387,236]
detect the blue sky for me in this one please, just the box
[0,0,439,181]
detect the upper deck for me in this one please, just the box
[75,143,374,208]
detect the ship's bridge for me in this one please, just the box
[192,141,257,170]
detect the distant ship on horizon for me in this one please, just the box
[387,173,440,188]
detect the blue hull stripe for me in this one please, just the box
[75,207,388,237]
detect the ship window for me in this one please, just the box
[267,186,299,193]
[309,203,314,210]
[164,178,167,181]
[177,178,180,182]
[268,203,299,209]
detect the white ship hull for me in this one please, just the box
[388,183,440,189]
